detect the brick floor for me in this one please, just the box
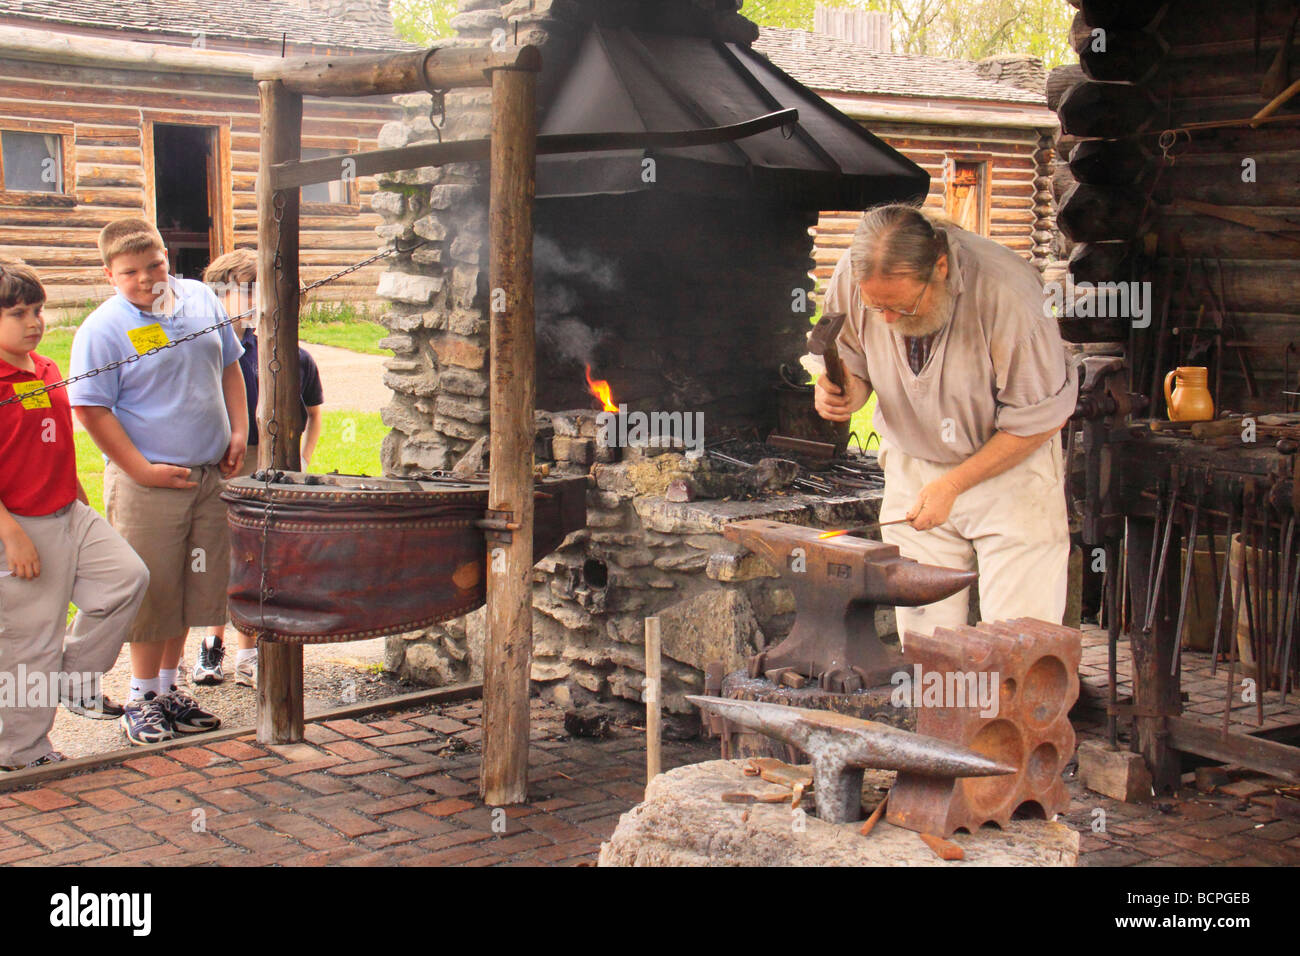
[2,664,1298,866]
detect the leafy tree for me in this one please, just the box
[390,0,457,43]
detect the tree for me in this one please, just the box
[390,0,457,43]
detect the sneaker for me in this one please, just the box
[119,693,176,746]
[193,635,225,685]
[0,751,66,772]
[63,693,126,720]
[234,652,257,689]
[156,688,221,734]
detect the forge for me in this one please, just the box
[373,0,929,715]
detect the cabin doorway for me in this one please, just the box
[149,122,224,280]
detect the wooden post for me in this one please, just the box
[480,63,539,806]
[645,617,662,792]
[255,78,305,745]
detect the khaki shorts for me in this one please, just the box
[104,461,231,642]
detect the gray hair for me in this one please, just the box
[849,204,949,282]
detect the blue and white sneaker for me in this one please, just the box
[156,688,221,734]
[193,635,225,685]
[119,693,176,746]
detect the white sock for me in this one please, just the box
[158,668,178,693]
[129,676,160,701]
[236,648,257,664]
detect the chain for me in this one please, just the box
[2,240,428,411]
[0,306,254,409]
[258,191,288,634]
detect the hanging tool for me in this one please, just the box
[1224,482,1252,733]
[1210,495,1237,676]
[1145,469,1181,634]
[1171,477,1203,675]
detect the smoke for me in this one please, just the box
[534,234,621,367]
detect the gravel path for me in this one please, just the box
[302,342,390,414]
[48,630,426,759]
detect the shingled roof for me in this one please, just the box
[754,27,1047,106]
[0,0,410,54]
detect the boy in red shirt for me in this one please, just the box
[0,259,149,770]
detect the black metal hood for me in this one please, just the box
[536,23,929,208]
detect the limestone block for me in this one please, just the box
[377,121,411,150]
[377,271,443,306]
[435,395,490,425]
[653,550,709,573]
[706,550,780,582]
[438,367,489,397]
[431,335,486,370]
[377,333,416,355]
[370,189,406,218]
[598,761,1080,867]
[657,588,764,673]
[428,184,475,210]
[413,216,448,241]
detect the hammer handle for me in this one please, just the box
[822,341,848,391]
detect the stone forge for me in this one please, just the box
[373,0,924,704]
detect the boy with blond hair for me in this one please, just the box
[192,248,323,687]
[0,259,149,769]
[69,220,246,744]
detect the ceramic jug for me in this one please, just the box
[1164,366,1214,422]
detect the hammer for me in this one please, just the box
[808,311,848,391]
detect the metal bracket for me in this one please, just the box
[478,507,518,546]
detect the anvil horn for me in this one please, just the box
[688,695,1017,824]
[873,559,979,607]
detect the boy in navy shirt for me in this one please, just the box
[193,249,323,687]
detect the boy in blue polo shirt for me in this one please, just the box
[69,219,247,745]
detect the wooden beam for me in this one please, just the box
[0,24,262,76]
[255,78,306,746]
[1167,717,1300,783]
[254,46,544,97]
[480,64,539,807]
[268,109,800,190]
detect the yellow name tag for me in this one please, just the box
[12,380,51,410]
[127,322,170,355]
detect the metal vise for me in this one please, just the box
[688,696,1015,824]
[723,519,978,692]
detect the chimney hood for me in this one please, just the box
[536,23,929,208]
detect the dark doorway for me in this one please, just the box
[153,124,216,279]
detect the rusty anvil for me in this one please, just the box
[723,519,977,693]
[688,696,1015,824]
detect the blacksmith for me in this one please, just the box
[814,204,1076,636]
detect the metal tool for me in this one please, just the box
[818,517,912,538]
[1144,470,1181,633]
[724,519,978,692]
[807,311,849,392]
[686,696,1015,825]
[1171,479,1202,676]
[1210,497,1237,676]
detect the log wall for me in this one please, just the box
[1051,0,1300,413]
[0,55,395,312]
[810,119,1055,292]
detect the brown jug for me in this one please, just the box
[1164,366,1214,422]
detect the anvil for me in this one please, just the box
[723,519,978,693]
[688,696,1015,824]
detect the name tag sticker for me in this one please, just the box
[12,380,51,410]
[127,323,170,355]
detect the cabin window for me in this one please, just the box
[1,130,65,194]
[300,146,359,210]
[943,158,988,235]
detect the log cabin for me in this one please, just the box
[1052,0,1300,793]
[0,0,409,314]
[753,24,1060,291]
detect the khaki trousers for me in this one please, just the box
[877,435,1070,641]
[0,502,149,766]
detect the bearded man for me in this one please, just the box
[815,204,1077,636]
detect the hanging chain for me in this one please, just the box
[1,240,428,411]
[257,190,288,635]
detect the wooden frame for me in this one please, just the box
[943,151,992,236]
[0,117,76,207]
[140,110,234,260]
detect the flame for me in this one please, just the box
[818,529,848,539]
[585,365,618,413]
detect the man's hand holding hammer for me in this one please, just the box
[814,373,871,423]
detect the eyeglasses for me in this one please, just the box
[865,265,935,318]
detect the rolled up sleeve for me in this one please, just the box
[993,322,1078,436]
[67,325,121,409]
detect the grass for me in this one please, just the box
[299,301,389,356]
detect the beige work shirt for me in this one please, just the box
[824,227,1077,465]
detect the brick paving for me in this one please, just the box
[0,639,1296,865]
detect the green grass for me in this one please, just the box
[299,301,389,356]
